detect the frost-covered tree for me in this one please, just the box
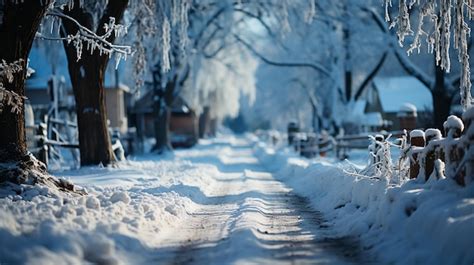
[0,0,134,187]
[183,39,258,124]
[0,1,53,174]
[43,0,187,164]
[385,0,474,113]
[242,0,389,132]
[378,1,474,129]
[56,0,131,166]
[146,0,309,151]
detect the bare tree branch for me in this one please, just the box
[233,34,333,79]
[354,51,388,100]
[393,47,435,89]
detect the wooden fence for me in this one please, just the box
[405,113,473,186]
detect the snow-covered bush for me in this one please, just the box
[367,134,393,183]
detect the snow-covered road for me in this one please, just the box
[148,138,365,264]
[0,136,369,265]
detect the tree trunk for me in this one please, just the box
[152,74,178,152]
[0,1,51,162]
[199,106,210,138]
[432,90,452,132]
[65,52,115,166]
[153,102,172,152]
[433,61,452,131]
[61,0,128,166]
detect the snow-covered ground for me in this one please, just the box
[255,137,474,265]
[1,134,473,264]
[0,135,368,265]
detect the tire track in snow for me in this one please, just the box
[150,138,370,264]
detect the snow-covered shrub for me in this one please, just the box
[367,134,394,183]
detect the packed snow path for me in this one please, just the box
[0,136,370,264]
[149,137,365,264]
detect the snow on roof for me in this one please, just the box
[397,102,418,117]
[373,77,433,113]
[353,100,367,115]
[400,102,417,112]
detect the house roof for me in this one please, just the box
[26,41,128,91]
[373,76,433,113]
[353,100,367,115]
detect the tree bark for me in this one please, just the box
[153,102,172,152]
[433,63,453,131]
[0,1,51,162]
[61,0,128,166]
[151,76,177,152]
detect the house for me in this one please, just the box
[169,97,199,147]
[104,82,130,134]
[346,100,389,132]
[132,88,199,148]
[365,76,433,130]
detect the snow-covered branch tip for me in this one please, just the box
[385,0,474,110]
[0,59,27,115]
[46,10,133,69]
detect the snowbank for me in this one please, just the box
[0,155,221,264]
[254,141,474,265]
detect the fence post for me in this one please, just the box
[462,108,474,185]
[410,130,425,179]
[443,115,464,182]
[36,123,48,167]
[424,129,442,181]
[287,122,299,146]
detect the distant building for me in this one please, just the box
[132,89,198,148]
[365,76,433,130]
[347,100,388,132]
[104,83,130,134]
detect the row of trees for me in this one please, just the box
[0,0,473,180]
[0,0,313,174]
[244,0,473,133]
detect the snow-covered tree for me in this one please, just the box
[242,0,389,132]
[56,0,131,166]
[145,0,311,151]
[385,0,474,112]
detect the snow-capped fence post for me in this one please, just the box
[409,130,425,179]
[36,123,48,167]
[300,132,318,158]
[461,108,474,185]
[287,122,300,146]
[442,116,465,182]
[423,129,442,181]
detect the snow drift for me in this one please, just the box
[255,141,474,265]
